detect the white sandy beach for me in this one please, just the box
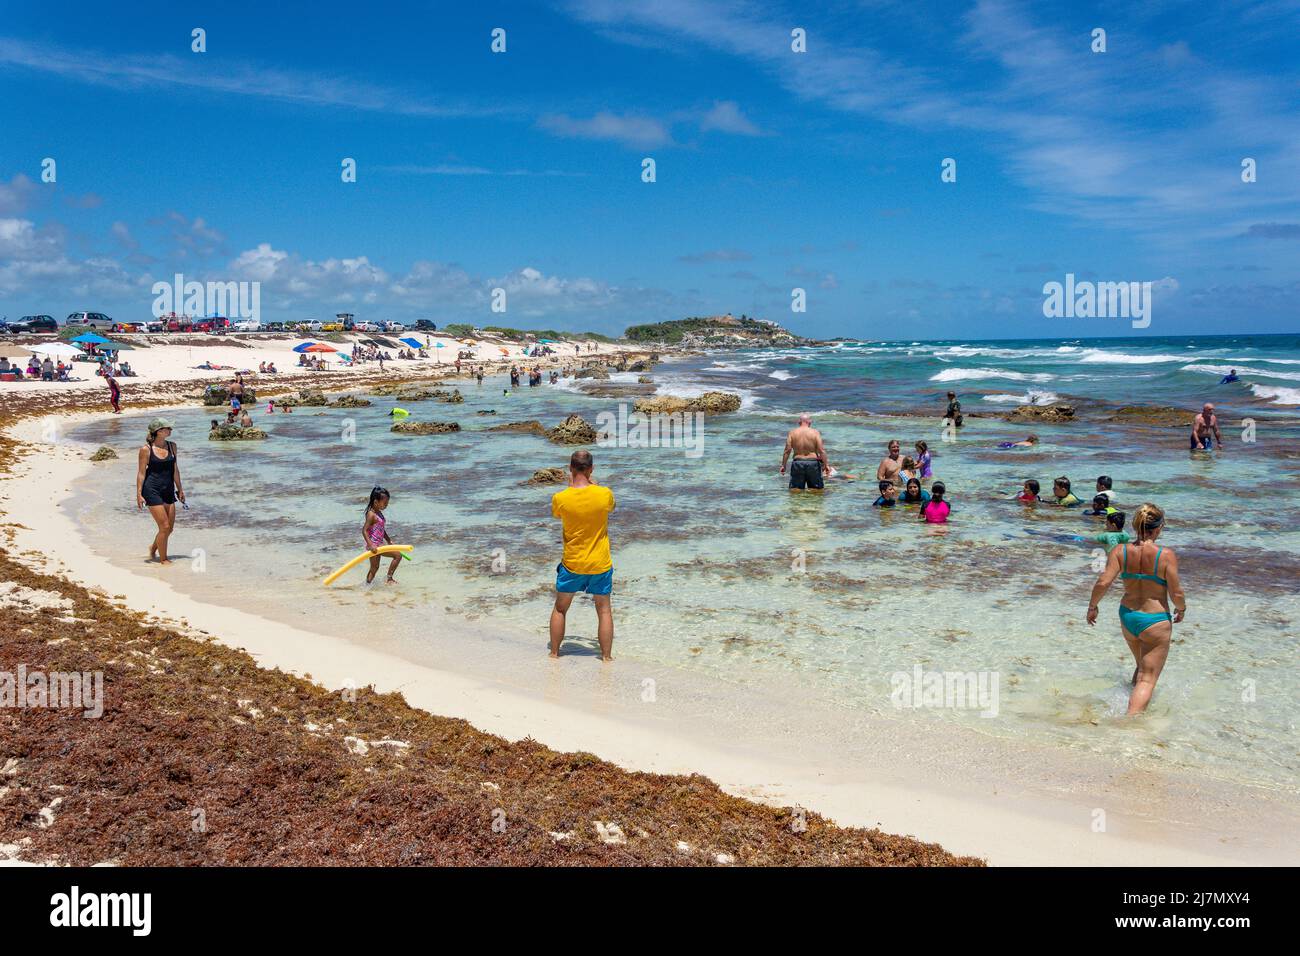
[4,400,1296,867]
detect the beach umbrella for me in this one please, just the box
[302,342,338,353]
[70,332,111,345]
[292,341,320,353]
[0,344,34,359]
[100,341,134,352]
[28,342,80,358]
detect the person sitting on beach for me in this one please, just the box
[997,435,1038,449]
[1084,510,1130,553]
[41,357,54,381]
[550,450,615,661]
[57,363,70,382]
[876,440,903,487]
[1052,476,1080,506]
[258,361,267,373]
[27,358,41,377]
[1086,503,1185,714]
[1084,494,1117,517]
[1095,475,1115,505]
[1220,369,1239,384]
[899,477,931,505]
[872,480,899,507]
[1016,479,1042,503]
[119,360,133,376]
[919,481,950,523]
[914,441,933,480]
[1190,403,1223,451]
[780,413,830,491]
[0,357,11,373]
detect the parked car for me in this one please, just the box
[414,319,438,331]
[383,321,405,333]
[112,321,146,333]
[144,321,165,333]
[193,317,231,333]
[65,311,115,331]
[162,313,192,333]
[352,321,377,332]
[297,320,323,333]
[233,319,262,332]
[8,315,58,334]
[321,320,344,332]
[265,322,285,332]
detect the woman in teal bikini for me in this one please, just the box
[1085,503,1186,714]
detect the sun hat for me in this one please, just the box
[147,417,175,433]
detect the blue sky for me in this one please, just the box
[0,0,1296,339]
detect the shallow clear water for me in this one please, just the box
[67,334,1300,792]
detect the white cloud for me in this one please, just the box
[698,100,763,136]
[537,111,672,148]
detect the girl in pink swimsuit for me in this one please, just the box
[919,482,950,524]
[362,486,401,584]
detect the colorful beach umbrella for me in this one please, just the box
[302,342,337,353]
[70,332,111,345]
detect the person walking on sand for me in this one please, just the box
[136,418,185,564]
[876,439,903,487]
[1086,503,1186,714]
[550,451,615,660]
[779,413,830,490]
[1190,402,1224,451]
[106,371,121,414]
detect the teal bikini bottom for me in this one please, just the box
[1118,605,1172,637]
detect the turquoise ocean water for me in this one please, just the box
[67,334,1300,792]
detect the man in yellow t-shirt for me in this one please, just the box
[550,450,615,660]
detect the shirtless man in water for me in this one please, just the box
[780,414,830,490]
[877,440,903,487]
[1190,402,1225,451]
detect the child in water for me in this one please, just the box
[1016,479,1041,503]
[914,441,933,480]
[872,480,898,506]
[362,486,402,585]
[1052,476,1080,506]
[899,477,931,505]
[1083,493,1116,517]
[919,482,950,523]
[1083,510,1130,553]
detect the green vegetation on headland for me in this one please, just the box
[624,314,806,347]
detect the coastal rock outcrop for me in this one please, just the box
[441,389,464,404]
[330,395,372,408]
[89,446,118,461]
[391,420,461,435]
[209,424,269,441]
[487,420,548,437]
[637,376,654,384]
[632,391,742,415]
[526,467,567,485]
[203,384,257,406]
[1004,403,1075,424]
[476,409,497,416]
[547,414,599,444]
[1104,405,1192,427]
[574,365,609,380]
[277,389,328,408]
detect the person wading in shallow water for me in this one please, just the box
[779,413,830,490]
[1086,503,1186,715]
[136,417,185,564]
[549,450,615,661]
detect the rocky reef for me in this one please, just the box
[89,446,118,461]
[208,425,269,441]
[632,391,742,415]
[547,414,600,444]
[391,420,461,435]
[525,467,568,485]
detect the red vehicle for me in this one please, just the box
[162,313,192,333]
[193,316,231,333]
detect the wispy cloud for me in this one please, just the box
[0,37,506,118]
[698,100,764,135]
[678,248,753,263]
[537,111,673,148]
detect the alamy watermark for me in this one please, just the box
[1042,273,1151,329]
[152,272,260,323]
[890,664,999,718]
[1,665,103,718]
[595,404,705,458]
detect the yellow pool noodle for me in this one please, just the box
[322,545,414,586]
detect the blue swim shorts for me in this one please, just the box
[556,562,613,595]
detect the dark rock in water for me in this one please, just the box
[1104,405,1192,427]
[370,383,403,396]
[209,424,269,441]
[1004,404,1075,424]
[637,375,654,384]
[89,446,118,461]
[391,420,461,435]
[845,409,872,418]
[203,384,257,406]
[393,387,440,402]
[526,467,567,485]
[547,413,599,445]
[476,409,497,416]
[578,383,655,399]
[633,391,742,415]
[441,389,464,404]
[627,358,655,372]
[488,420,548,437]
[574,365,609,380]
[330,395,372,408]
[278,389,327,408]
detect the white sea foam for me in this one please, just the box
[1181,364,1300,382]
[981,389,1060,405]
[930,367,1055,384]
[1249,384,1300,405]
[768,370,795,380]
[1075,349,1191,364]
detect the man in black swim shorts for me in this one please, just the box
[780,413,830,490]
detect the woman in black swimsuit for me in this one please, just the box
[136,417,185,564]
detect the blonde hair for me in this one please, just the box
[1132,503,1165,539]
